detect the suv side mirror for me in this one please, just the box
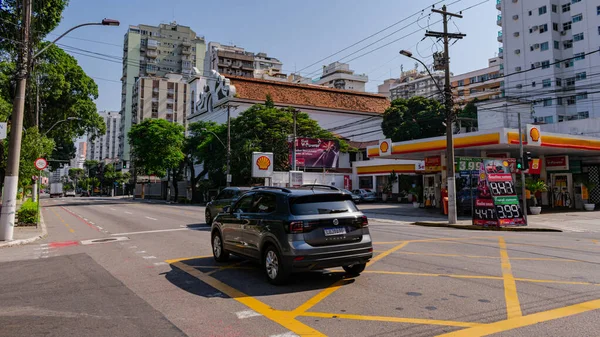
[222,206,231,214]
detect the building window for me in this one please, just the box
[555,59,561,68]
[571,0,581,3]
[539,24,548,33]
[574,52,585,60]
[554,40,560,49]
[528,10,532,16]
[556,78,562,87]
[567,96,576,105]
[572,13,583,23]
[557,97,563,105]
[532,81,536,87]
[578,111,589,119]
[543,98,553,106]
[598,26,600,35]
[563,40,573,49]
[563,21,572,31]
[576,92,588,100]
[540,42,549,50]
[566,77,576,86]
[552,4,558,12]
[553,22,559,31]
[457,80,464,86]
[598,5,600,15]
[562,3,570,12]
[573,32,584,41]
[542,79,551,88]
[576,72,587,80]
[541,60,550,69]
[539,6,547,15]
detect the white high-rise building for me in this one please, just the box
[498,0,600,124]
[315,62,368,92]
[88,111,121,162]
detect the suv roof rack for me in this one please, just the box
[251,186,292,193]
[299,184,342,191]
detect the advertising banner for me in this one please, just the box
[546,156,569,171]
[290,138,340,168]
[425,156,442,172]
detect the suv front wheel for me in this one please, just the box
[263,245,290,285]
[343,263,366,276]
[212,231,229,262]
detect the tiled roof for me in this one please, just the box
[227,75,389,114]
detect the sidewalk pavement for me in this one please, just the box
[0,212,47,248]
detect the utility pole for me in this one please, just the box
[292,109,298,171]
[224,104,238,187]
[0,0,31,241]
[517,105,528,224]
[425,5,466,225]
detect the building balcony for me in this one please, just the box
[498,47,503,59]
[496,0,501,10]
[181,48,191,55]
[182,40,191,47]
[147,39,158,49]
[146,50,158,58]
[497,31,502,42]
[497,15,502,26]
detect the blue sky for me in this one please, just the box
[48,0,500,112]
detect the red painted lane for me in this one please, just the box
[60,206,101,232]
[48,241,80,248]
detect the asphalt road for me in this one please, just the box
[0,196,599,337]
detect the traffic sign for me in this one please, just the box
[34,158,48,170]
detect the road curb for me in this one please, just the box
[0,211,47,248]
[411,221,563,232]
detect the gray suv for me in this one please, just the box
[205,187,251,225]
[210,187,373,285]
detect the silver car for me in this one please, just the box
[352,189,377,202]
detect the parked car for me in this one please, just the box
[342,189,361,204]
[205,187,252,225]
[352,189,377,202]
[210,186,373,285]
[64,190,76,197]
[80,190,90,197]
[298,184,360,204]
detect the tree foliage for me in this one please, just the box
[381,96,446,142]
[129,119,185,177]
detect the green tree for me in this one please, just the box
[84,160,100,178]
[129,119,185,199]
[0,0,69,58]
[456,100,478,131]
[381,96,446,142]
[68,167,84,189]
[6,127,55,191]
[186,121,227,197]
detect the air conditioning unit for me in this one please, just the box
[515,66,522,71]
[513,15,519,20]
[515,49,521,54]
[561,31,567,36]
[534,62,541,67]
[514,32,520,37]
[532,26,539,31]
[534,43,540,49]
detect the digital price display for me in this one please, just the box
[472,159,527,227]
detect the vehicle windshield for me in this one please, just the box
[289,194,358,215]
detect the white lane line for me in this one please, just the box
[111,228,188,236]
[128,246,138,249]
[269,332,299,337]
[135,251,146,254]
[235,310,262,319]
[124,211,133,214]
[142,256,156,259]
[145,216,158,221]
[40,243,48,247]
[98,205,105,208]
[97,226,103,229]
[153,262,167,266]
[110,208,117,211]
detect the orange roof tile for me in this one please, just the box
[227,75,389,114]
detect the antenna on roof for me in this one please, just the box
[311,179,317,193]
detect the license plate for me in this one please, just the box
[324,227,346,236]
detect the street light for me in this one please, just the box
[200,128,231,187]
[400,49,458,224]
[0,11,120,241]
[44,117,83,135]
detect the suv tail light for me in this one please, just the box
[289,221,304,233]
[360,216,369,228]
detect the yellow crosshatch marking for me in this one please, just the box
[166,235,600,336]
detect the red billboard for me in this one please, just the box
[289,138,340,168]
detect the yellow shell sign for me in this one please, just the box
[256,155,271,170]
[530,127,540,142]
[379,141,389,153]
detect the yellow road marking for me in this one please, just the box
[367,241,409,266]
[499,237,522,319]
[374,236,495,245]
[438,299,600,337]
[388,251,578,262]
[69,229,75,233]
[164,255,212,264]
[172,261,325,337]
[300,311,481,328]
[593,239,598,245]
[207,261,251,275]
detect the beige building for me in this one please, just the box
[451,57,503,106]
[119,22,206,169]
[131,73,190,128]
[389,69,445,101]
[315,62,368,92]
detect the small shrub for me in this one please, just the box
[17,199,38,225]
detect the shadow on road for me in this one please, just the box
[164,255,353,299]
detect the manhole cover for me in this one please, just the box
[80,236,129,245]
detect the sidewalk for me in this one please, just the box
[0,212,47,248]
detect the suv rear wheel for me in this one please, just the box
[212,231,229,262]
[263,245,290,285]
[343,263,366,276]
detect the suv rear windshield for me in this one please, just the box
[289,194,358,215]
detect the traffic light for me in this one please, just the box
[523,151,532,170]
[516,159,523,170]
[122,161,127,169]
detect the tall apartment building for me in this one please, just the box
[451,57,503,105]
[119,22,206,169]
[204,42,284,80]
[498,0,600,124]
[131,73,189,128]
[377,78,398,99]
[315,62,368,92]
[70,142,87,169]
[389,69,445,101]
[88,111,121,162]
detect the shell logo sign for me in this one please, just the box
[378,139,392,156]
[526,124,542,146]
[252,152,274,178]
[256,155,271,170]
